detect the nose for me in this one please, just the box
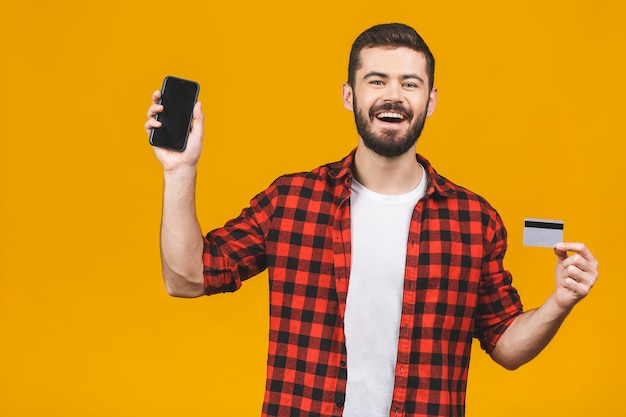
[383,81,402,103]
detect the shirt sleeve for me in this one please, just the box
[202,183,277,295]
[473,211,524,353]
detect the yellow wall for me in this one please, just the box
[1,1,624,415]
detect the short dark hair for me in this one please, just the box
[348,23,435,91]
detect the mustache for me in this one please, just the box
[368,102,413,120]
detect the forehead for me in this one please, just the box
[357,46,429,79]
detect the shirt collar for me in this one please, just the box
[329,148,457,198]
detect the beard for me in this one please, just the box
[353,99,428,158]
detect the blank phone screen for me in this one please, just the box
[150,76,199,151]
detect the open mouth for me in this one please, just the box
[375,111,406,123]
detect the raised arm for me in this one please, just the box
[145,90,206,298]
[490,242,599,370]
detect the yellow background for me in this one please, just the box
[1,1,624,416]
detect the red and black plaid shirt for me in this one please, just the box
[202,150,523,417]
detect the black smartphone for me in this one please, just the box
[149,76,200,152]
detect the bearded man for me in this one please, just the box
[145,23,598,417]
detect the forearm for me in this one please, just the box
[490,293,570,370]
[160,165,205,297]
[490,242,599,370]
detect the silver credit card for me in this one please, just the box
[523,218,564,247]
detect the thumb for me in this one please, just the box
[192,101,204,135]
[553,242,568,263]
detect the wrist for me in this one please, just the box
[544,293,573,320]
[162,164,198,197]
[163,163,198,177]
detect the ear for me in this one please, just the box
[342,83,354,112]
[426,87,438,117]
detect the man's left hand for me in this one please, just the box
[553,242,599,311]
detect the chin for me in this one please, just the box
[362,137,418,159]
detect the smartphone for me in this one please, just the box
[149,76,200,152]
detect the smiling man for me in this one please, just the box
[348,47,434,160]
[145,23,599,417]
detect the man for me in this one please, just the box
[145,23,598,417]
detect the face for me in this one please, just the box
[343,47,437,158]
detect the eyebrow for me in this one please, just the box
[362,71,425,85]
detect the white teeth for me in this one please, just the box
[377,112,404,120]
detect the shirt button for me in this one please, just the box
[336,401,344,408]
[340,360,346,367]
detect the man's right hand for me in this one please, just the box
[145,90,205,172]
[145,89,207,298]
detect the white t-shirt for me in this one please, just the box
[343,170,427,417]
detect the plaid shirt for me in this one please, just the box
[202,150,523,417]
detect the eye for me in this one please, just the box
[369,80,385,86]
[403,82,418,89]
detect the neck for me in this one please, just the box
[353,142,423,195]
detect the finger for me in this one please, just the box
[144,118,162,135]
[145,117,162,128]
[558,243,599,276]
[146,103,164,118]
[553,243,570,263]
[561,276,585,296]
[151,90,161,104]
[555,242,597,265]
[562,258,598,292]
[562,272,594,298]
[555,242,595,261]
[190,101,204,135]
[561,252,593,271]
[193,101,203,121]
[560,258,598,290]
[564,263,588,283]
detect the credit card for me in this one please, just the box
[523,218,564,247]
